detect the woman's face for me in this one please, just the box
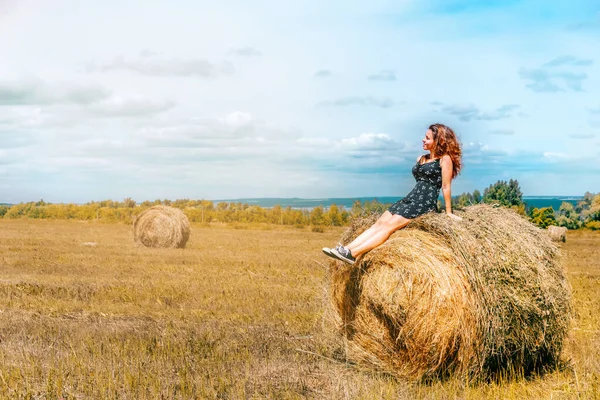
[422,129,435,151]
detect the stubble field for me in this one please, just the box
[0,220,598,399]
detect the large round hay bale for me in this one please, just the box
[328,205,571,381]
[133,206,190,249]
[547,225,567,242]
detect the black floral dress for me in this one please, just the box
[388,155,443,218]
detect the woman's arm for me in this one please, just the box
[440,155,460,219]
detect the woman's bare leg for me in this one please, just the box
[344,223,380,249]
[347,214,411,258]
[345,211,396,250]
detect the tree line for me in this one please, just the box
[452,180,599,230]
[1,181,598,230]
[0,198,352,228]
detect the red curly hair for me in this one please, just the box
[429,123,462,179]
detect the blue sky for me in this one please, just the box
[1,0,599,203]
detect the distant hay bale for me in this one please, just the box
[133,206,190,249]
[547,225,567,243]
[327,205,571,381]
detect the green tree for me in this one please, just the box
[583,193,600,228]
[529,207,557,228]
[122,197,136,208]
[453,192,473,208]
[483,179,523,207]
[4,203,30,218]
[283,207,305,226]
[453,189,482,208]
[350,200,364,219]
[310,206,326,226]
[245,205,267,223]
[575,191,594,214]
[363,199,387,215]
[327,204,342,226]
[556,202,581,229]
[271,204,283,225]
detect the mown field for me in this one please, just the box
[0,220,598,399]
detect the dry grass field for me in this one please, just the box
[0,220,598,399]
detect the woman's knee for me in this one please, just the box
[375,211,394,226]
[373,219,385,229]
[386,216,410,232]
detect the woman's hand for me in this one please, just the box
[446,213,462,221]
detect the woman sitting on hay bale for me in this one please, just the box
[323,123,463,264]
[321,126,571,380]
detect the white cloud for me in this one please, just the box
[297,137,332,146]
[543,55,594,68]
[368,70,397,81]
[88,54,235,78]
[295,132,411,168]
[440,103,520,121]
[0,132,35,149]
[519,56,593,93]
[229,47,262,57]
[0,80,176,129]
[0,107,77,129]
[489,129,515,135]
[222,111,253,128]
[87,96,175,117]
[462,142,508,161]
[568,133,595,139]
[45,156,111,168]
[135,112,292,153]
[543,152,573,160]
[341,133,398,149]
[0,80,110,106]
[319,96,395,108]
[314,69,333,78]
